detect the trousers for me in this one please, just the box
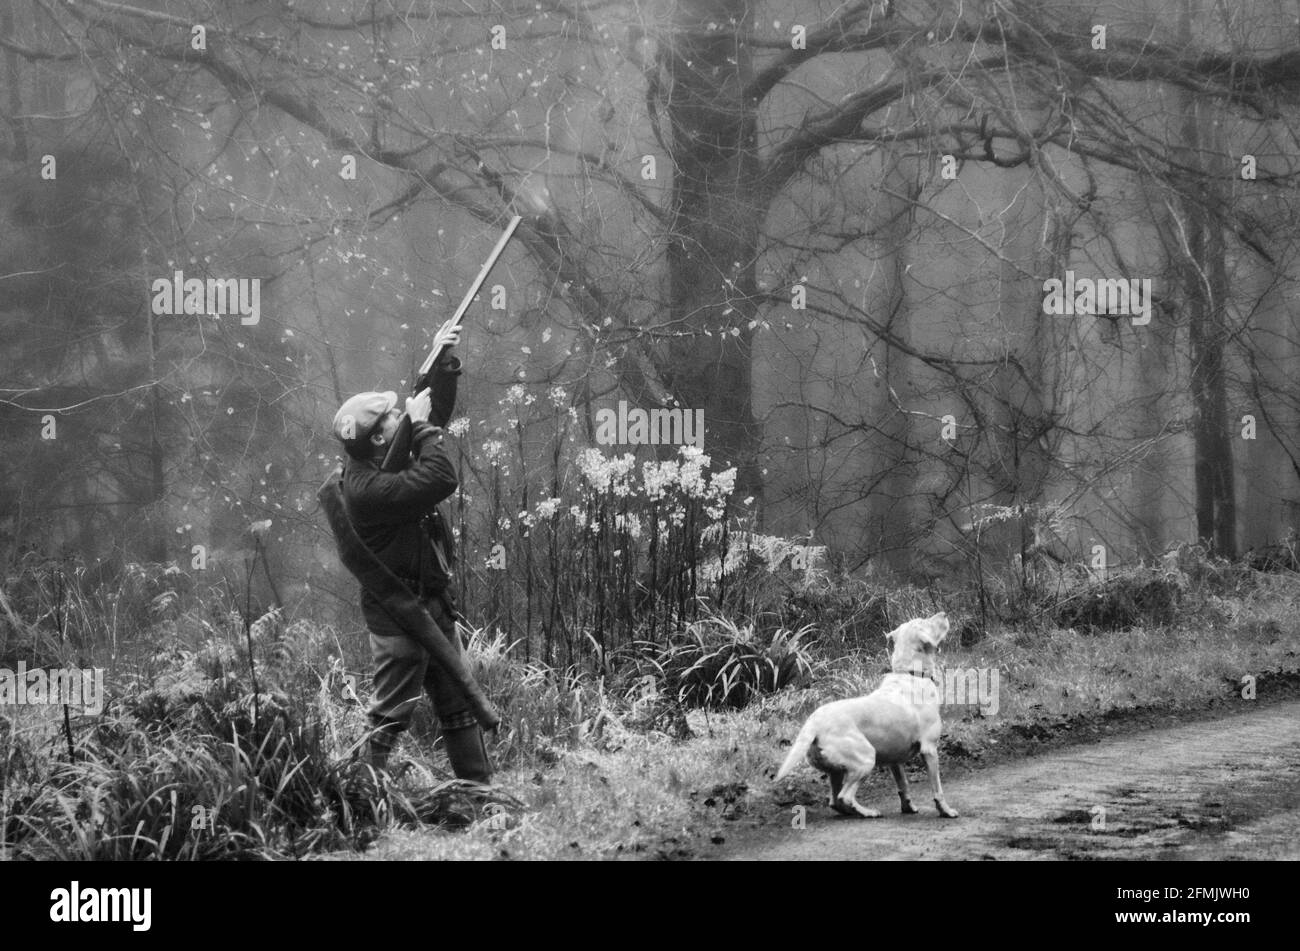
[361,590,476,732]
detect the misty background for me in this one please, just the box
[2,0,1299,647]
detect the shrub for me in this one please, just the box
[648,613,816,710]
[1243,531,1300,574]
[1051,569,1183,633]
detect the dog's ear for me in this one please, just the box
[928,612,951,643]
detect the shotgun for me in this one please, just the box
[380,214,523,472]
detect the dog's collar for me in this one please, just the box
[896,668,937,684]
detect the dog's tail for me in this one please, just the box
[775,717,819,781]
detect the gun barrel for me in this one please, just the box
[380,214,523,473]
[416,214,523,382]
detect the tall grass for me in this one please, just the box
[0,589,519,860]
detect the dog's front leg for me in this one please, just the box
[889,764,918,814]
[922,750,959,818]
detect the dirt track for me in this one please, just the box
[722,700,1300,860]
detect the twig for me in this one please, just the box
[50,569,77,764]
[243,554,261,737]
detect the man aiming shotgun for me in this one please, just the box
[319,216,521,780]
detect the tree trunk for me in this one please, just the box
[870,149,921,569]
[990,171,1054,560]
[1178,1,1237,557]
[662,0,763,510]
[143,238,169,564]
[1184,216,1236,556]
[1,4,28,162]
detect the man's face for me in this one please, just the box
[370,406,402,448]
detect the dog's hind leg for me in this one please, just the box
[921,748,959,818]
[890,764,919,814]
[809,740,846,809]
[826,735,880,818]
[827,768,845,808]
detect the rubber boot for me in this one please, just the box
[367,718,403,775]
[443,724,492,783]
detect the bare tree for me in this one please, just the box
[3,0,1299,578]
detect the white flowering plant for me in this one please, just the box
[443,385,833,682]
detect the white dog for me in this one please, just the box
[776,612,959,818]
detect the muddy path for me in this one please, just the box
[718,700,1300,860]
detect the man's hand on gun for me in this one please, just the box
[432,319,462,355]
[405,389,432,423]
[402,319,459,425]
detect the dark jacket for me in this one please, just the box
[341,355,461,596]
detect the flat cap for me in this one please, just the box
[332,390,398,451]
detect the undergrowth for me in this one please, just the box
[1,540,1294,859]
